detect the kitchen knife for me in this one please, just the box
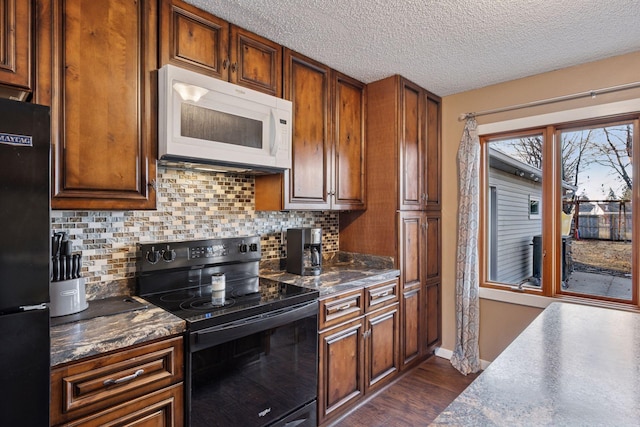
[60,255,66,281]
[66,255,72,280]
[52,256,59,282]
[61,233,72,257]
[72,254,80,279]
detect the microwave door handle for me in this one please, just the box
[269,109,281,156]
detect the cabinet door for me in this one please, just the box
[230,25,281,97]
[365,303,399,393]
[318,318,364,424]
[284,49,331,209]
[36,0,157,210]
[426,214,441,282]
[399,78,425,210]
[399,211,425,369]
[332,71,366,210]
[425,282,441,351]
[0,0,31,93]
[425,94,442,210]
[160,0,229,80]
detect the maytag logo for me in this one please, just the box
[0,132,33,147]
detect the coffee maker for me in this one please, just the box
[286,228,322,276]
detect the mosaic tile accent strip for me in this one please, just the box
[51,166,339,299]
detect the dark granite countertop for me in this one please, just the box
[50,296,186,367]
[431,302,640,426]
[51,252,396,367]
[260,252,400,298]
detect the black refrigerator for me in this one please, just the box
[0,98,51,426]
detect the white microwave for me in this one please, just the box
[158,64,292,173]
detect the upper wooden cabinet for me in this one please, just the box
[255,49,365,211]
[35,0,157,210]
[425,95,441,210]
[333,71,366,210]
[399,79,424,210]
[0,0,32,99]
[398,78,441,211]
[160,0,282,97]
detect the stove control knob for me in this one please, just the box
[146,249,161,264]
[161,248,176,262]
[249,243,258,252]
[239,243,248,253]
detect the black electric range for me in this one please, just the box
[137,236,320,427]
[136,235,318,331]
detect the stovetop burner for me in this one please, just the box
[180,297,236,311]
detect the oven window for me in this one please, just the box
[181,103,263,149]
[190,315,317,427]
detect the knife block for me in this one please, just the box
[50,278,88,317]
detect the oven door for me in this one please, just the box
[187,301,318,427]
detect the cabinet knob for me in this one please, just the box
[230,62,238,73]
[222,58,230,70]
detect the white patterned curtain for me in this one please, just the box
[450,117,481,375]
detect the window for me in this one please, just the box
[480,114,639,306]
[529,195,541,219]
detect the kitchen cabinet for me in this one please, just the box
[160,0,282,97]
[35,0,157,210]
[397,78,441,211]
[425,95,442,211]
[318,279,399,426]
[398,211,424,368]
[339,74,442,368]
[50,336,184,426]
[425,213,442,350]
[0,0,32,100]
[255,49,366,211]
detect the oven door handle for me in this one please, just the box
[191,300,318,351]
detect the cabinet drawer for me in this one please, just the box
[365,279,399,312]
[319,289,364,330]
[61,383,184,427]
[51,336,184,426]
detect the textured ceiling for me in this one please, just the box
[185,0,640,96]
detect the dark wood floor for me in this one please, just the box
[329,356,480,427]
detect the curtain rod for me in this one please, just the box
[459,80,640,121]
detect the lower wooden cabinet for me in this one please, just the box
[51,336,184,426]
[365,303,400,392]
[401,283,422,368]
[59,383,183,427]
[318,279,399,426]
[318,316,365,422]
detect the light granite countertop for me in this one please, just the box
[431,302,640,426]
[50,296,185,367]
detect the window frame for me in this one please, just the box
[478,113,640,308]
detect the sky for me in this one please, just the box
[490,124,633,201]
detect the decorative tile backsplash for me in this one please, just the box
[51,166,338,299]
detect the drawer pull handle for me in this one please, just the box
[103,369,144,386]
[338,303,353,311]
[372,290,390,298]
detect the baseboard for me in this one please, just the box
[434,347,491,370]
